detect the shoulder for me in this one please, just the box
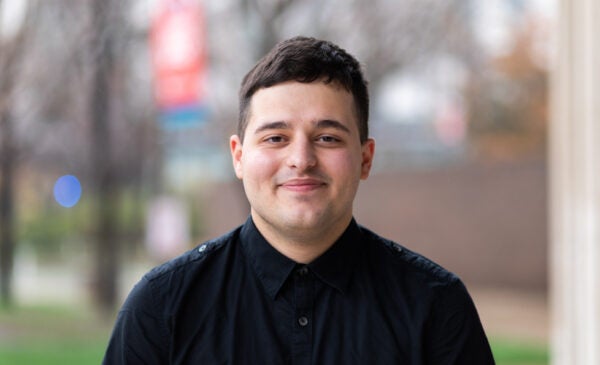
[355,225,493,360]
[121,226,242,312]
[143,226,241,283]
[358,224,460,288]
[357,224,480,320]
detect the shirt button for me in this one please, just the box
[298,266,308,276]
[198,245,207,253]
[298,316,309,327]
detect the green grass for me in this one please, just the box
[0,305,550,365]
[0,304,113,365]
[491,338,549,364]
[0,342,106,365]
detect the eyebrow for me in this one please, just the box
[252,119,351,135]
[316,119,351,134]
[253,121,290,135]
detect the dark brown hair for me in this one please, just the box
[238,36,369,142]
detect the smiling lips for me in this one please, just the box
[279,178,326,192]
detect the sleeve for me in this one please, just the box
[102,276,171,365]
[423,279,496,365]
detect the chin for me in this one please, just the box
[282,213,324,229]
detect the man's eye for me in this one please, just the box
[317,135,340,143]
[265,136,285,143]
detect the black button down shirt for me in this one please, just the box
[103,217,495,364]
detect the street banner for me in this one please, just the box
[151,0,206,116]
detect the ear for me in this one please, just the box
[230,135,244,179]
[360,138,375,180]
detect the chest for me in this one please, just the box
[169,272,426,364]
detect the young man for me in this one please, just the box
[103,36,495,364]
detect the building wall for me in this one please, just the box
[355,158,547,291]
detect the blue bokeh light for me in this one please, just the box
[53,175,82,208]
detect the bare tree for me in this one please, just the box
[204,0,480,126]
[0,0,38,308]
[84,0,160,313]
[85,0,119,313]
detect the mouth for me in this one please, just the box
[279,178,327,192]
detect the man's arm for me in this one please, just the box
[102,277,170,365]
[423,279,496,364]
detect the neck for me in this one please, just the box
[252,213,351,264]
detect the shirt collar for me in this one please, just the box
[239,217,297,299]
[239,216,362,299]
[307,219,361,294]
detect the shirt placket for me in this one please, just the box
[292,265,313,365]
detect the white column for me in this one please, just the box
[550,0,600,363]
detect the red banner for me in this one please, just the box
[151,0,206,109]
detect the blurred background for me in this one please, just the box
[0,0,553,363]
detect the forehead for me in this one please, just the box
[247,81,357,131]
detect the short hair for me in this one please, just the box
[238,36,369,143]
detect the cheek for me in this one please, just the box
[325,152,363,178]
[242,151,280,182]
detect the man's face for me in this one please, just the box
[230,81,375,241]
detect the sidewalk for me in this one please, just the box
[472,287,549,344]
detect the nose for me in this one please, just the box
[286,138,317,171]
